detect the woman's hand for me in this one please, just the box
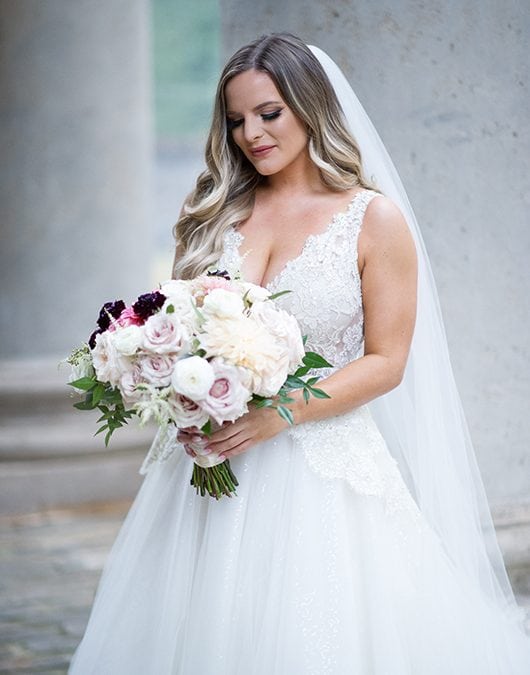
[178,405,290,461]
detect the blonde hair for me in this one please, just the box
[173,33,374,280]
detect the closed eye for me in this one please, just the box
[226,109,282,131]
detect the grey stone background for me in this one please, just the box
[221,0,530,506]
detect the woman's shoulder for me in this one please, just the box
[358,192,416,266]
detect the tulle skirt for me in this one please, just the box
[69,414,530,674]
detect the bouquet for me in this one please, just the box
[67,270,331,499]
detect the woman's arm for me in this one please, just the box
[188,196,418,459]
[291,195,417,423]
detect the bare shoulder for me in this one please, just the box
[358,194,416,269]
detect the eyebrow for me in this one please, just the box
[226,100,283,115]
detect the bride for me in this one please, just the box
[70,33,530,673]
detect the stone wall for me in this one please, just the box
[220,0,530,507]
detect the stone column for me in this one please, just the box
[0,0,153,358]
[219,0,530,506]
[0,0,154,513]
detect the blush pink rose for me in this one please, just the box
[137,353,176,387]
[142,313,189,355]
[168,393,209,429]
[200,359,251,425]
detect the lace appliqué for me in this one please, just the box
[139,424,182,475]
[288,406,418,516]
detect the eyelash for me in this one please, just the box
[227,110,282,131]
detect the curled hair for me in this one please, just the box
[173,33,375,280]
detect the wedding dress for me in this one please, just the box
[69,189,530,674]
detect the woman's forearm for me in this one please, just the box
[291,353,404,425]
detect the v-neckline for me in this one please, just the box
[233,189,368,290]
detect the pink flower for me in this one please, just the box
[137,353,176,387]
[108,306,144,332]
[142,313,189,355]
[201,359,251,425]
[168,393,209,429]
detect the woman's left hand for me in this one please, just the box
[206,405,290,460]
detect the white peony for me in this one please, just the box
[142,312,189,355]
[137,353,176,388]
[251,301,305,372]
[91,331,128,387]
[202,288,245,319]
[171,355,215,401]
[199,315,289,397]
[200,358,251,425]
[112,325,143,356]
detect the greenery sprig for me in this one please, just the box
[68,376,136,446]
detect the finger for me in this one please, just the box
[218,439,252,460]
[207,428,248,455]
[183,444,197,458]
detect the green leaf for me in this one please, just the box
[69,377,97,391]
[73,399,96,411]
[267,289,292,301]
[303,352,333,369]
[165,304,175,314]
[303,388,310,403]
[201,419,212,436]
[306,376,320,386]
[308,386,331,399]
[95,424,109,436]
[302,334,308,345]
[277,405,294,425]
[293,365,311,377]
[254,398,274,408]
[284,375,305,389]
[92,383,106,406]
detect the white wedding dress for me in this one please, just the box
[70,189,530,674]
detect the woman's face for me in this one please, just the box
[224,69,309,176]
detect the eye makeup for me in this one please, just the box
[226,109,283,131]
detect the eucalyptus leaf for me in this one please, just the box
[277,405,294,425]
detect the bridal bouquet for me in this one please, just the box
[67,271,331,499]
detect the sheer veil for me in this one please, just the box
[309,45,523,623]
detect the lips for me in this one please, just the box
[249,145,275,157]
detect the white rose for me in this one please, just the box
[112,325,143,356]
[92,331,128,387]
[251,301,305,372]
[168,393,209,429]
[200,358,251,425]
[202,288,245,319]
[142,312,189,355]
[171,355,215,401]
[137,353,176,387]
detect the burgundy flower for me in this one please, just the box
[97,300,126,331]
[88,328,102,350]
[132,291,166,321]
[207,269,231,280]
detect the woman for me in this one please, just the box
[70,33,530,673]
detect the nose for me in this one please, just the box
[243,116,263,143]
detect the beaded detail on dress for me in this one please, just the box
[218,189,418,516]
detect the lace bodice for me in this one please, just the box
[218,190,378,376]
